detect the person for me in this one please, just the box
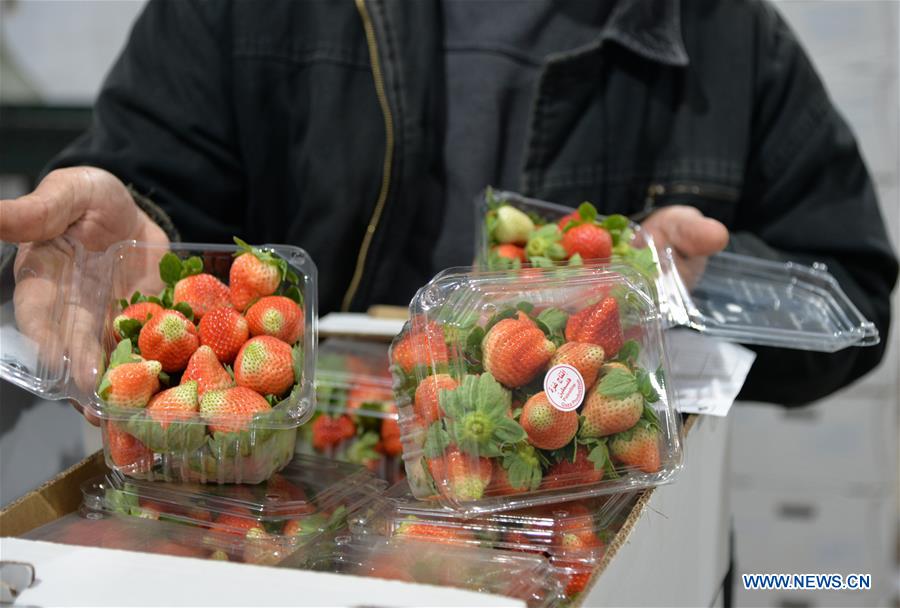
[0,0,896,414]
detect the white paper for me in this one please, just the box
[318,313,405,339]
[0,538,524,607]
[665,329,756,417]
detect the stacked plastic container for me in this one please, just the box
[350,481,639,601]
[26,454,386,567]
[300,339,403,482]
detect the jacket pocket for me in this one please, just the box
[643,181,741,225]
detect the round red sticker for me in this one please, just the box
[543,364,586,412]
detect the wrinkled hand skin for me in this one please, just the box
[640,205,729,289]
[0,166,169,424]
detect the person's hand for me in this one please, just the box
[0,167,169,423]
[640,205,729,288]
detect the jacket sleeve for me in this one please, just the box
[45,0,244,243]
[731,2,898,405]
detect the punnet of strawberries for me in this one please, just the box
[96,237,314,483]
[390,265,679,511]
[480,188,657,282]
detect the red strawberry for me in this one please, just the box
[211,512,264,537]
[555,559,595,597]
[198,307,249,364]
[486,466,530,496]
[113,301,165,340]
[229,238,285,311]
[98,360,162,408]
[391,319,449,374]
[427,447,493,502]
[562,224,612,260]
[266,475,311,505]
[234,335,295,396]
[173,273,231,319]
[549,342,605,390]
[379,418,402,456]
[107,422,152,469]
[542,446,604,490]
[182,345,234,398]
[345,385,393,415]
[557,210,581,231]
[147,381,199,428]
[493,244,527,262]
[520,391,578,450]
[138,309,199,372]
[565,297,624,357]
[200,386,272,434]
[246,296,304,345]
[482,311,556,388]
[579,385,642,438]
[609,421,661,473]
[413,374,458,424]
[396,519,474,545]
[311,414,356,451]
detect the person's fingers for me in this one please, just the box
[0,168,91,243]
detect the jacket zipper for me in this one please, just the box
[342,0,396,311]
[644,182,739,213]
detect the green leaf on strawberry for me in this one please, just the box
[118,298,129,310]
[577,201,598,223]
[116,318,143,341]
[159,252,183,286]
[423,422,450,459]
[129,291,144,305]
[655,365,666,389]
[640,403,661,429]
[568,253,583,266]
[585,438,618,479]
[172,301,194,321]
[528,256,555,268]
[345,431,380,465]
[525,224,566,260]
[502,442,542,491]
[292,343,303,384]
[516,301,534,314]
[284,284,303,305]
[614,340,640,366]
[536,307,568,336]
[441,374,523,458]
[596,367,638,399]
[635,367,660,403]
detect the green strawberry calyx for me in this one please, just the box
[345,431,380,466]
[500,441,542,491]
[440,374,525,458]
[525,224,566,261]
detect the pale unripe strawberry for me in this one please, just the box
[579,389,642,438]
[493,206,535,244]
[609,422,661,473]
[549,342,605,390]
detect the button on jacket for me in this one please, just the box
[48,0,898,405]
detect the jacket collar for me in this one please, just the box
[602,0,689,67]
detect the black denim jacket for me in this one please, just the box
[49,0,898,405]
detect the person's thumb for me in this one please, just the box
[668,207,729,257]
[0,168,92,243]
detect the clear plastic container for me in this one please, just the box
[351,482,638,599]
[306,534,563,608]
[477,189,879,352]
[298,339,403,482]
[74,454,385,565]
[0,237,318,483]
[390,264,683,514]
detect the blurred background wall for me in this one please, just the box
[0,1,898,603]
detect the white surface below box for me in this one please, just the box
[0,538,524,607]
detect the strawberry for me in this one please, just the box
[198,306,249,364]
[579,386,642,437]
[549,342,605,389]
[182,345,234,398]
[565,297,624,357]
[486,466,530,496]
[211,512,264,537]
[229,238,286,311]
[113,301,165,340]
[520,391,578,450]
[557,210,581,231]
[482,311,556,388]
[493,244,527,262]
[147,380,199,428]
[266,474,311,504]
[413,373,458,424]
[562,224,612,260]
[396,519,473,545]
[311,414,356,451]
[173,273,231,319]
[609,420,661,473]
[379,417,402,456]
[98,359,162,408]
[391,319,449,374]
[138,309,199,372]
[345,385,393,415]
[107,422,152,469]
[428,447,493,502]
[542,446,604,490]
[555,559,595,597]
[245,296,304,345]
[234,335,295,396]
[200,386,272,434]
[492,205,535,245]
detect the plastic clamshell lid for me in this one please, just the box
[310,534,563,608]
[82,454,385,528]
[660,250,880,352]
[316,339,395,419]
[392,264,683,514]
[353,481,638,559]
[0,238,319,423]
[475,190,879,352]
